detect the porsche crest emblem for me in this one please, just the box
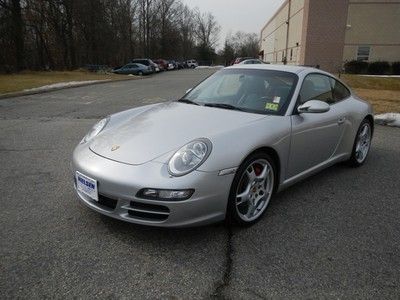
[111,145,120,152]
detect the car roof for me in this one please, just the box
[227,64,324,75]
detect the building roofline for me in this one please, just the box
[260,0,289,34]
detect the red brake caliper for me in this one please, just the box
[253,164,262,176]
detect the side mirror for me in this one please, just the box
[298,100,330,114]
[185,88,192,94]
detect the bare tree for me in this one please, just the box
[194,11,220,49]
[0,0,25,70]
[177,3,195,59]
[0,0,219,71]
[221,31,260,65]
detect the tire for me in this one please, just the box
[226,152,276,226]
[348,119,372,167]
[138,71,143,76]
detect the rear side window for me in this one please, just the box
[134,60,148,65]
[330,79,351,101]
[299,74,334,104]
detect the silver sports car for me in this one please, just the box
[72,65,373,227]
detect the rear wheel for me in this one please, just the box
[348,119,372,167]
[227,152,276,226]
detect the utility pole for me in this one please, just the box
[284,0,291,65]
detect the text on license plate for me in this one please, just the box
[76,171,98,201]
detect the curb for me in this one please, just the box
[0,76,142,100]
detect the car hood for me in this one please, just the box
[89,102,265,165]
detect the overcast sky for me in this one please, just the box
[183,0,285,49]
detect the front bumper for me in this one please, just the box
[72,145,235,227]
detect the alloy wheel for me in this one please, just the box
[235,159,274,222]
[355,123,371,163]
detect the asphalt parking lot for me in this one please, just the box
[1,69,399,299]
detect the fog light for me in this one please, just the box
[137,188,194,201]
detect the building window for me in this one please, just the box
[357,46,370,61]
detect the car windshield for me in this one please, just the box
[182,69,298,115]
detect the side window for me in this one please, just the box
[330,79,350,101]
[299,74,333,104]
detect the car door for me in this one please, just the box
[121,64,133,74]
[130,64,140,74]
[287,73,346,178]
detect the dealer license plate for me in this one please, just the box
[76,171,98,201]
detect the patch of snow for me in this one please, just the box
[195,65,224,69]
[360,75,400,78]
[375,113,400,127]
[23,80,110,92]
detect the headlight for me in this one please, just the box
[168,138,212,177]
[80,117,109,144]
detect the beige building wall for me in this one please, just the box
[343,0,400,62]
[260,0,305,65]
[260,0,400,73]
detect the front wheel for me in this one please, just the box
[348,119,372,167]
[227,152,276,226]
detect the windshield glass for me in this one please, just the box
[183,69,298,115]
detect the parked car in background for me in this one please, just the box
[186,60,198,68]
[111,63,152,75]
[176,61,185,69]
[233,57,254,65]
[150,61,160,72]
[169,60,179,70]
[154,59,169,71]
[131,59,157,73]
[166,61,174,70]
[111,65,124,72]
[239,59,266,65]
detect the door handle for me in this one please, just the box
[338,117,345,124]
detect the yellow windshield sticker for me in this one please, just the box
[265,103,279,111]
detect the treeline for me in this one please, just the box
[0,0,222,71]
[219,31,260,65]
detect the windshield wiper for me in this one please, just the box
[204,103,244,111]
[178,98,199,105]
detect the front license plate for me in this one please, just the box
[76,171,98,201]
